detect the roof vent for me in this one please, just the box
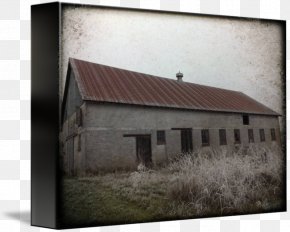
[176,71,183,82]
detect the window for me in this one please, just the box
[234,129,241,144]
[271,128,276,141]
[259,129,265,142]
[201,129,210,146]
[157,130,166,145]
[243,115,249,125]
[76,108,82,127]
[219,129,227,145]
[248,129,254,143]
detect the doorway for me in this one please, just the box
[136,135,152,167]
[181,129,193,153]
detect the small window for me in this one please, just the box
[248,129,254,143]
[201,129,210,146]
[234,129,241,144]
[78,134,81,151]
[157,130,166,145]
[259,129,265,142]
[219,129,227,145]
[243,115,249,125]
[271,128,276,141]
[76,108,83,127]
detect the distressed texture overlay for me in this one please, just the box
[61,6,283,116]
[0,0,289,232]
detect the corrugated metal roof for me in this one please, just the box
[68,58,279,116]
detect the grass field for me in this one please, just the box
[60,144,285,227]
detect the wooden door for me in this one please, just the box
[136,136,152,167]
[181,129,193,153]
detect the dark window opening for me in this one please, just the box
[157,130,166,145]
[234,129,241,144]
[248,129,254,143]
[259,129,265,142]
[181,129,193,153]
[243,115,249,125]
[219,129,227,145]
[271,128,276,141]
[201,129,210,146]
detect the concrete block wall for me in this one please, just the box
[61,102,281,174]
[164,130,181,160]
[226,128,235,146]
[85,102,280,131]
[85,129,137,173]
[151,130,167,165]
[61,103,86,175]
[192,129,202,150]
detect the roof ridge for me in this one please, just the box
[69,57,242,94]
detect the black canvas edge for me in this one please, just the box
[31,2,60,229]
[30,2,287,230]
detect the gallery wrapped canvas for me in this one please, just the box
[31,2,286,229]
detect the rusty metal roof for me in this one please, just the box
[68,58,279,116]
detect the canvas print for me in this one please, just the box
[58,4,286,228]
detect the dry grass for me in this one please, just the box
[61,143,285,226]
[98,143,284,217]
[166,143,285,216]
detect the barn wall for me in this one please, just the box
[61,70,84,175]
[84,102,280,130]
[63,70,83,121]
[83,128,183,172]
[85,129,137,172]
[79,102,280,172]
[61,103,87,176]
[62,102,281,174]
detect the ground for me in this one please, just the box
[60,172,174,227]
[60,144,285,228]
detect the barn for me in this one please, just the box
[61,58,281,176]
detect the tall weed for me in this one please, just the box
[167,144,284,215]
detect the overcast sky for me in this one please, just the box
[61,6,285,115]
